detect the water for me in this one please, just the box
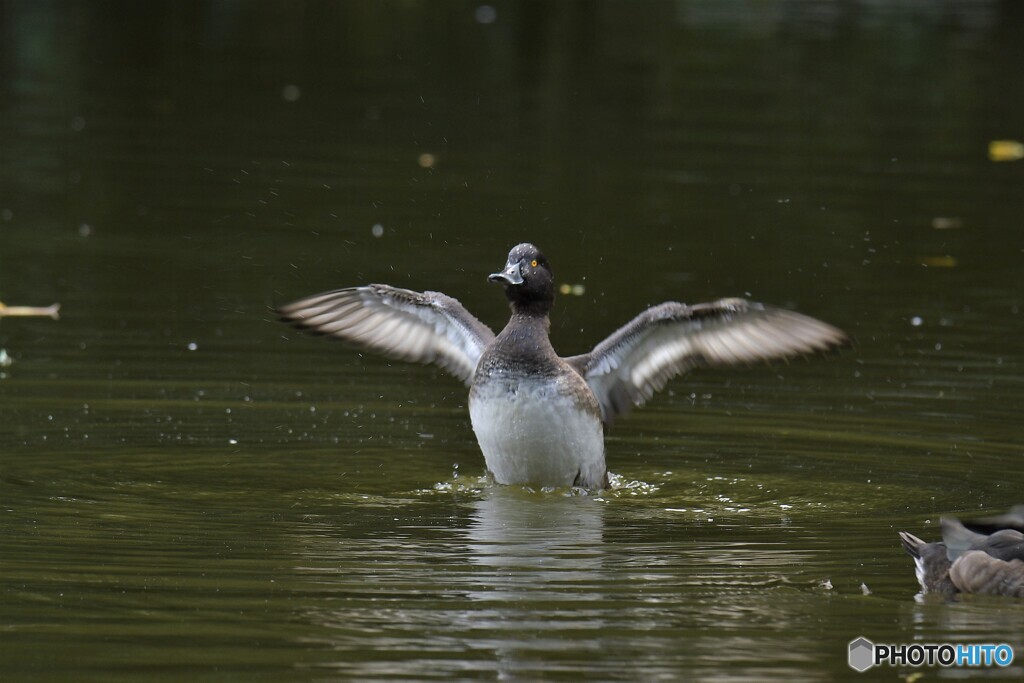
[2,2,1023,680]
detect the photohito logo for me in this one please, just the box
[848,637,1014,672]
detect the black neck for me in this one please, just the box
[508,298,552,318]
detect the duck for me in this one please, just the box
[959,505,1024,535]
[899,512,1024,597]
[278,243,847,489]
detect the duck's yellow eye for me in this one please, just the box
[531,259,538,268]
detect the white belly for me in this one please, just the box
[468,378,605,488]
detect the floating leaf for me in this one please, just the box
[919,255,958,268]
[988,139,1024,162]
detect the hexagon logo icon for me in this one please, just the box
[848,637,875,672]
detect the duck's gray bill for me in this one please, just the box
[488,261,524,285]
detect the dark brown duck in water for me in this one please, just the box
[899,510,1024,598]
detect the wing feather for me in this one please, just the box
[277,284,495,385]
[572,299,847,424]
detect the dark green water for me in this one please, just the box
[2,2,1023,680]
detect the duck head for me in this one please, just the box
[489,243,554,315]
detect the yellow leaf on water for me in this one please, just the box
[919,255,958,268]
[988,139,1024,162]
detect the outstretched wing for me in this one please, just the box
[277,284,495,385]
[961,505,1024,535]
[565,298,847,424]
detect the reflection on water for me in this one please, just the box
[901,601,1024,679]
[462,491,607,679]
[293,486,843,681]
[464,488,606,590]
